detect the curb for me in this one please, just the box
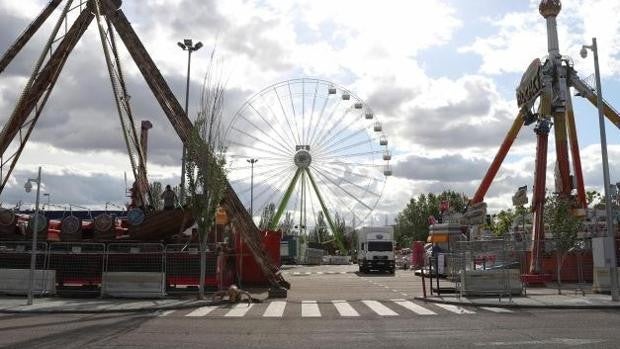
[413,296,620,310]
[0,299,221,314]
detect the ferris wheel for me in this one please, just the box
[224,78,392,235]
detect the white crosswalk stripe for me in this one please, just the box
[433,303,476,314]
[362,300,398,316]
[186,305,219,317]
[332,300,359,317]
[176,300,517,319]
[392,299,436,315]
[158,310,175,317]
[301,300,321,317]
[263,301,286,317]
[480,307,513,313]
[225,303,254,317]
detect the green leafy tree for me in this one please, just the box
[586,190,602,207]
[544,194,581,294]
[149,181,163,211]
[333,211,348,253]
[259,203,275,230]
[278,211,294,236]
[309,211,330,243]
[394,190,469,246]
[491,209,516,237]
[185,48,228,299]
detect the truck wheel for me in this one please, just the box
[389,268,395,274]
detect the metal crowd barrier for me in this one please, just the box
[0,241,48,269]
[102,243,166,298]
[49,242,105,295]
[0,241,51,295]
[0,241,241,298]
[165,244,218,294]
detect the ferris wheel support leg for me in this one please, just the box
[304,169,345,253]
[269,168,302,230]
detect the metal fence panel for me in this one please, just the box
[0,241,48,269]
[0,241,52,295]
[105,243,164,273]
[165,244,217,293]
[49,242,105,295]
[102,243,166,298]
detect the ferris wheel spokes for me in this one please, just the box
[225,78,389,234]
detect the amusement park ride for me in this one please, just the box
[469,0,620,282]
[0,0,288,289]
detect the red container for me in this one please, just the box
[235,230,281,286]
[412,241,425,268]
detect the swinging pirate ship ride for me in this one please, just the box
[0,0,288,289]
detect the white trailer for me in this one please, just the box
[357,226,395,273]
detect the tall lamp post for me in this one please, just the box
[581,37,620,301]
[178,39,203,205]
[24,167,42,305]
[241,158,257,289]
[247,158,258,217]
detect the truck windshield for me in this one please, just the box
[368,241,392,252]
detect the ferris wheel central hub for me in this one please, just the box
[294,147,312,169]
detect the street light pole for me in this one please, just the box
[178,39,203,205]
[25,167,42,305]
[581,37,619,301]
[247,159,258,217]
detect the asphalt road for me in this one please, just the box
[1,265,619,349]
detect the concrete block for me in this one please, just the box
[592,267,620,293]
[102,272,165,298]
[460,269,522,296]
[0,268,56,295]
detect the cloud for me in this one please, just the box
[392,154,489,182]
[460,0,620,77]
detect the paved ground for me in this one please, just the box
[1,264,620,348]
[2,264,619,312]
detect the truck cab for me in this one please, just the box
[357,227,395,274]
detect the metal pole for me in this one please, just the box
[591,37,619,301]
[250,160,254,216]
[179,48,191,205]
[247,158,258,217]
[27,166,41,305]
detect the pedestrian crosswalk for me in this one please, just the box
[284,271,353,276]
[155,300,517,319]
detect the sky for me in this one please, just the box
[1,0,620,228]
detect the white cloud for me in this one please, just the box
[460,0,620,77]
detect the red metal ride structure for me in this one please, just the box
[470,0,620,281]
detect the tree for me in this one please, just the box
[544,194,581,294]
[586,190,602,207]
[333,212,348,253]
[278,211,294,236]
[258,203,275,231]
[490,209,516,237]
[184,48,228,299]
[149,181,163,211]
[394,190,469,246]
[309,211,329,243]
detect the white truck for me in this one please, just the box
[357,226,395,274]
